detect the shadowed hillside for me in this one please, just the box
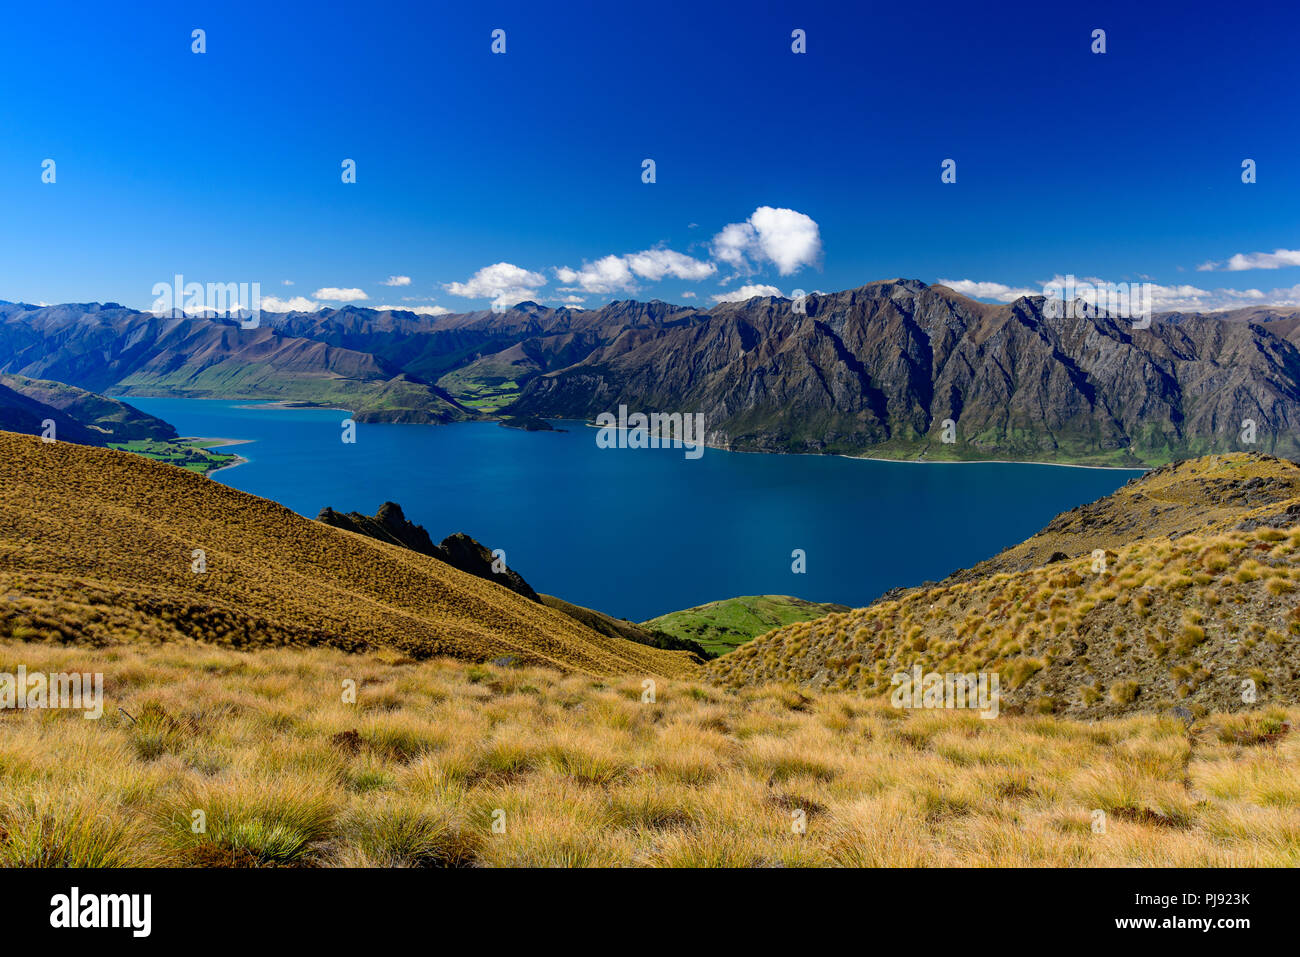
[0,431,697,678]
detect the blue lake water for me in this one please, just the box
[125,397,1142,622]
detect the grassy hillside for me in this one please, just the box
[944,453,1300,586]
[0,430,695,678]
[540,594,710,660]
[1,639,1293,866]
[0,373,177,442]
[709,456,1300,717]
[644,596,851,656]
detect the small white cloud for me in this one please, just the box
[312,287,368,302]
[625,247,716,282]
[555,247,715,295]
[282,280,294,286]
[1198,248,1300,272]
[381,275,412,286]
[711,207,822,276]
[680,291,697,299]
[261,296,325,312]
[937,279,1039,302]
[373,304,451,316]
[711,283,783,303]
[445,262,546,308]
[555,255,636,295]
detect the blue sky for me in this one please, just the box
[2,0,1299,313]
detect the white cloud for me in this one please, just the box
[445,262,547,308]
[555,247,715,296]
[260,296,325,312]
[555,254,636,295]
[711,283,783,303]
[282,280,294,286]
[625,248,716,281]
[711,206,822,276]
[712,222,757,271]
[381,275,412,286]
[312,287,368,302]
[1198,249,1300,272]
[937,279,1040,302]
[374,304,451,316]
[680,291,697,299]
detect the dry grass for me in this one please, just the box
[0,430,695,678]
[1,639,1296,867]
[709,521,1300,716]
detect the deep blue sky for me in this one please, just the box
[2,0,1298,313]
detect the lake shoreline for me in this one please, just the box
[131,397,1149,473]
[574,421,1148,472]
[181,436,254,476]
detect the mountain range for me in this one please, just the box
[7,280,1300,464]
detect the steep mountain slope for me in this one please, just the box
[0,303,468,423]
[12,284,1300,463]
[0,431,697,677]
[316,501,709,660]
[509,280,1300,466]
[707,453,1300,716]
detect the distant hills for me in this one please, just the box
[0,372,177,446]
[9,282,1300,464]
[0,302,468,424]
[708,453,1300,716]
[0,432,697,678]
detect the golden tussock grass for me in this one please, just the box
[1,639,1295,867]
[0,430,695,679]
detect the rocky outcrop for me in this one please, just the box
[316,503,541,602]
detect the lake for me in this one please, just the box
[125,397,1142,622]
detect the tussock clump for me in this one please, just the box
[1,639,1296,867]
